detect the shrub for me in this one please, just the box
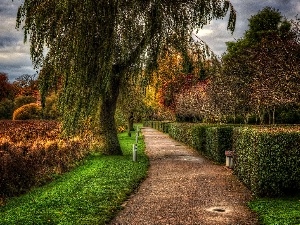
[0,121,92,197]
[150,122,235,163]
[190,124,210,153]
[0,99,14,119]
[13,103,42,120]
[14,95,36,109]
[42,94,59,120]
[233,126,300,196]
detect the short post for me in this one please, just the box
[133,143,137,162]
[135,126,139,144]
[225,151,234,169]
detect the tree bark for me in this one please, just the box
[128,111,134,131]
[98,76,122,155]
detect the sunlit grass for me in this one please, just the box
[249,194,300,225]
[0,127,148,225]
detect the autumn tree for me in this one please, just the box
[0,73,15,119]
[216,7,299,124]
[17,0,236,155]
[13,74,38,96]
[0,73,15,101]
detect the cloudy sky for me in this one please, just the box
[0,0,299,81]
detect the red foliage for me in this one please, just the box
[0,73,15,101]
[158,73,202,109]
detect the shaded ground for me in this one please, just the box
[109,127,259,225]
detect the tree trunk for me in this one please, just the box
[98,76,122,155]
[272,107,276,124]
[128,111,134,131]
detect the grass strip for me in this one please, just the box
[249,194,300,225]
[0,129,148,225]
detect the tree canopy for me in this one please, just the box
[16,0,236,154]
[217,7,300,124]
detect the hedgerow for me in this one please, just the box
[147,121,234,163]
[145,121,300,197]
[233,126,300,196]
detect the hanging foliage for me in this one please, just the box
[16,0,236,154]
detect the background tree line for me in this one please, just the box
[149,7,300,125]
[0,73,58,120]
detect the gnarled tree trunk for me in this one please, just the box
[98,76,122,155]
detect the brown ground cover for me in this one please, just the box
[0,120,91,199]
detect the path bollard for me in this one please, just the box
[135,127,139,144]
[133,143,137,162]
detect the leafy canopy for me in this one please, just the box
[16,0,236,135]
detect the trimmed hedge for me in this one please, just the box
[145,121,234,164]
[205,126,233,163]
[233,127,300,196]
[168,122,194,147]
[144,121,300,197]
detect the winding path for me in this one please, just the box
[110,127,258,225]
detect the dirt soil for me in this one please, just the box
[109,127,259,225]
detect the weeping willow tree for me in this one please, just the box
[16,0,236,155]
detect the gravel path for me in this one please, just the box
[109,127,259,225]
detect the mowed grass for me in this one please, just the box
[249,194,300,225]
[0,128,148,225]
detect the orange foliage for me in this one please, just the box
[0,121,95,197]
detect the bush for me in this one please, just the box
[42,94,59,120]
[233,126,300,196]
[190,124,210,153]
[14,96,36,109]
[13,103,42,120]
[0,121,92,197]
[0,99,14,119]
[168,123,235,163]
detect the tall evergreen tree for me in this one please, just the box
[16,0,236,155]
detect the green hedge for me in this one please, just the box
[168,122,194,147]
[144,121,300,196]
[145,121,234,164]
[233,127,300,196]
[205,126,233,163]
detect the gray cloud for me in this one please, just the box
[0,1,20,17]
[0,36,18,47]
[198,0,300,56]
[0,0,35,81]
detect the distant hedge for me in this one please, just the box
[144,121,300,196]
[233,127,300,196]
[145,121,235,164]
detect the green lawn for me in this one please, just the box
[249,194,300,225]
[0,128,148,225]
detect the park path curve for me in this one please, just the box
[109,127,259,225]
